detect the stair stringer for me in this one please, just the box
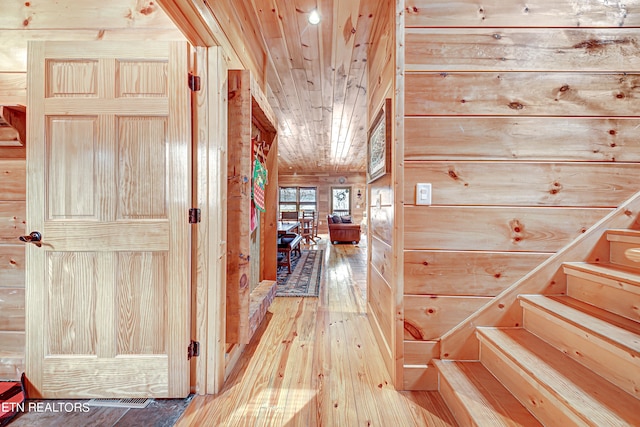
[439,190,640,361]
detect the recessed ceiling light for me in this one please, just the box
[308,9,320,25]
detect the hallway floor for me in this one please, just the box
[177,236,457,426]
[7,395,192,427]
[6,237,457,426]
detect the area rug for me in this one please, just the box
[277,249,324,297]
[0,375,26,427]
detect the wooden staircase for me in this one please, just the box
[435,228,640,426]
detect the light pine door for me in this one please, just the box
[25,41,191,398]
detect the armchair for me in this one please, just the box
[327,214,361,244]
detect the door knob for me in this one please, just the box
[19,231,42,247]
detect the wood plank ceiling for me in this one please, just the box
[204,0,381,174]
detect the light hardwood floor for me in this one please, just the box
[177,236,457,426]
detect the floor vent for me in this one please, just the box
[87,398,153,409]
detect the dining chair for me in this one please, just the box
[301,210,316,243]
[280,211,299,221]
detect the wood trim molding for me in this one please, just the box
[156,0,243,69]
[192,46,229,395]
[250,74,277,134]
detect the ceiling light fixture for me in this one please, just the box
[308,9,320,25]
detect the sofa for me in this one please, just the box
[327,214,361,244]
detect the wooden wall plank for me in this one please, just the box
[404,250,551,297]
[0,201,25,243]
[401,0,640,378]
[404,162,640,207]
[230,1,267,87]
[366,0,397,388]
[404,0,640,28]
[0,73,26,105]
[404,295,489,341]
[391,0,404,390]
[368,268,393,348]
[405,72,640,117]
[405,117,640,162]
[369,206,393,246]
[406,29,640,72]
[371,184,393,208]
[0,29,184,72]
[371,237,393,286]
[0,147,25,159]
[0,331,24,380]
[200,0,266,87]
[404,206,610,252]
[404,340,439,365]
[0,159,25,200]
[367,0,394,120]
[367,300,394,378]
[0,288,24,331]
[0,245,24,288]
[0,1,177,30]
[0,331,24,353]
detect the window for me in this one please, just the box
[279,187,317,214]
[331,187,351,216]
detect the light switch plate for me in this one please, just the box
[416,183,432,205]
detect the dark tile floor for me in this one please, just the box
[8,396,193,427]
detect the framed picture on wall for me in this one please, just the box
[367,98,391,183]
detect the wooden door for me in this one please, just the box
[25,41,191,398]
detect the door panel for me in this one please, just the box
[47,117,96,219]
[26,41,190,398]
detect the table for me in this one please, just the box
[277,221,300,235]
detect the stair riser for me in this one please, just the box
[566,275,640,323]
[522,305,640,399]
[610,240,640,270]
[479,336,586,427]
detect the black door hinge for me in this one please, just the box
[189,208,201,224]
[188,340,200,360]
[188,73,201,91]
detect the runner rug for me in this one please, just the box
[276,249,324,297]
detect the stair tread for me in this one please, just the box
[435,360,542,427]
[548,295,640,335]
[478,327,640,425]
[519,295,640,355]
[563,262,640,287]
[607,228,640,241]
